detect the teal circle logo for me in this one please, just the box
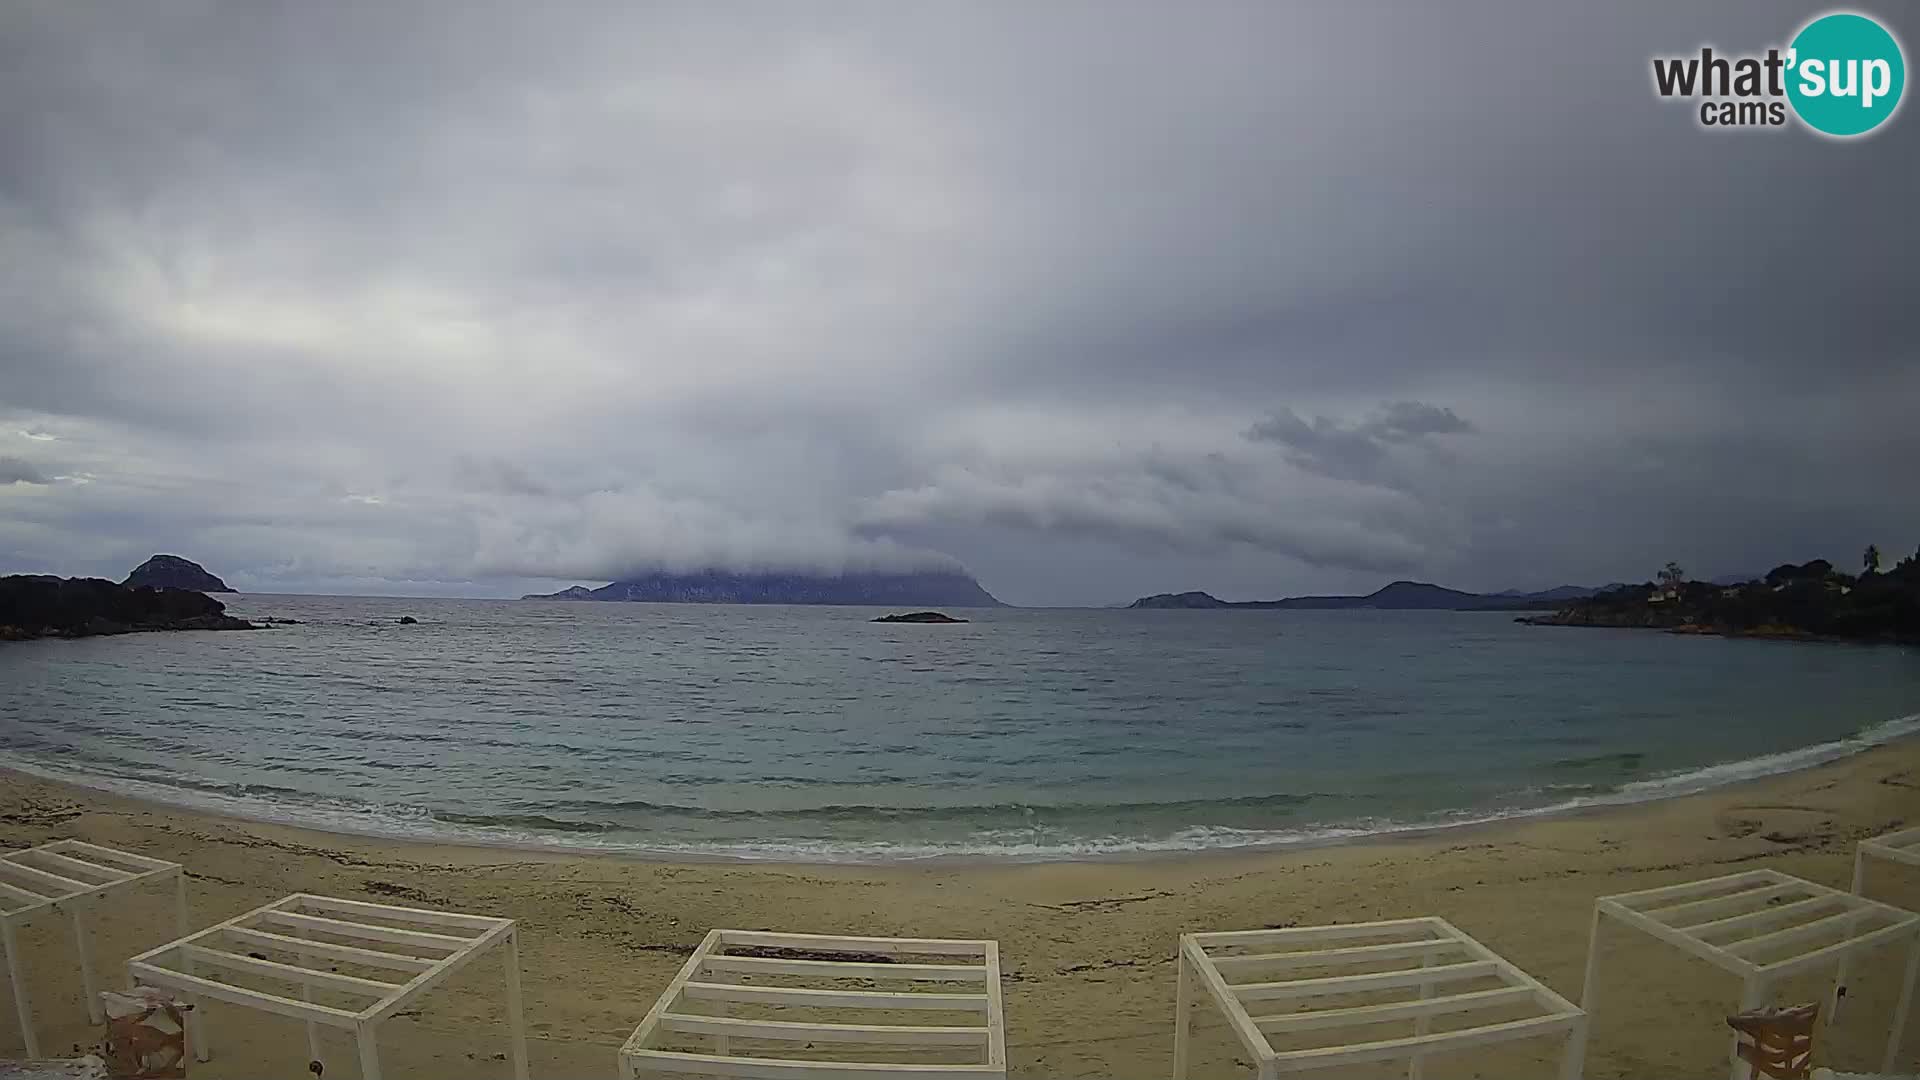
[1787,12,1906,137]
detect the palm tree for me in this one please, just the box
[1658,561,1685,590]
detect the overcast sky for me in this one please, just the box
[2,2,1915,605]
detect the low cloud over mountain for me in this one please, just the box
[2,3,1914,602]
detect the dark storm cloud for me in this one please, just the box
[858,442,1436,575]
[1244,401,1477,486]
[1,1,1915,602]
[1371,404,1475,443]
[0,457,49,485]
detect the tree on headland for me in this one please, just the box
[1535,547,1919,641]
[1764,559,1833,586]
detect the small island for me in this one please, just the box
[1521,548,1920,643]
[124,554,235,593]
[871,611,968,623]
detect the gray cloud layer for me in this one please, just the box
[0,457,49,486]
[2,2,1916,603]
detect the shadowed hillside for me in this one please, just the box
[1522,550,1920,642]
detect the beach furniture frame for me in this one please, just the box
[1581,869,1920,1080]
[619,929,1007,1079]
[1172,917,1586,1080]
[125,893,529,1080]
[1850,827,1920,899]
[0,840,185,1058]
[1835,827,1920,1022]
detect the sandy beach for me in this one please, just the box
[4,744,1920,1078]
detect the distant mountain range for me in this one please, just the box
[1490,584,1620,602]
[523,569,1004,607]
[1127,580,1607,611]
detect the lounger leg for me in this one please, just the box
[358,1024,383,1080]
[1729,978,1763,1080]
[1833,849,1868,1023]
[505,929,530,1080]
[1172,949,1192,1080]
[1578,907,1603,1010]
[176,946,210,1062]
[1884,933,1920,1073]
[290,922,323,1068]
[172,873,208,1061]
[1410,950,1435,1080]
[1561,1015,1590,1080]
[1573,906,1604,1076]
[73,904,102,1024]
[2,920,39,1058]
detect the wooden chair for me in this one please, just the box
[1728,1003,1819,1079]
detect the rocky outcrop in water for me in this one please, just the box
[123,554,234,593]
[872,611,968,623]
[0,575,257,641]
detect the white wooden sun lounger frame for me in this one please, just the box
[1173,916,1586,1079]
[1835,827,1920,1023]
[619,929,1007,1079]
[0,839,185,1058]
[1581,868,1920,1080]
[125,892,529,1080]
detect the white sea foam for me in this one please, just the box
[5,711,1916,863]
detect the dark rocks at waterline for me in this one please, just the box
[398,616,419,625]
[0,575,258,641]
[872,611,968,623]
[122,554,234,593]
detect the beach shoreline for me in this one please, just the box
[6,741,1920,1077]
[4,709,1916,868]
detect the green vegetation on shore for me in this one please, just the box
[1522,547,1920,642]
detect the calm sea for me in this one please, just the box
[2,595,1917,861]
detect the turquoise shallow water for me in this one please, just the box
[2,595,1917,861]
